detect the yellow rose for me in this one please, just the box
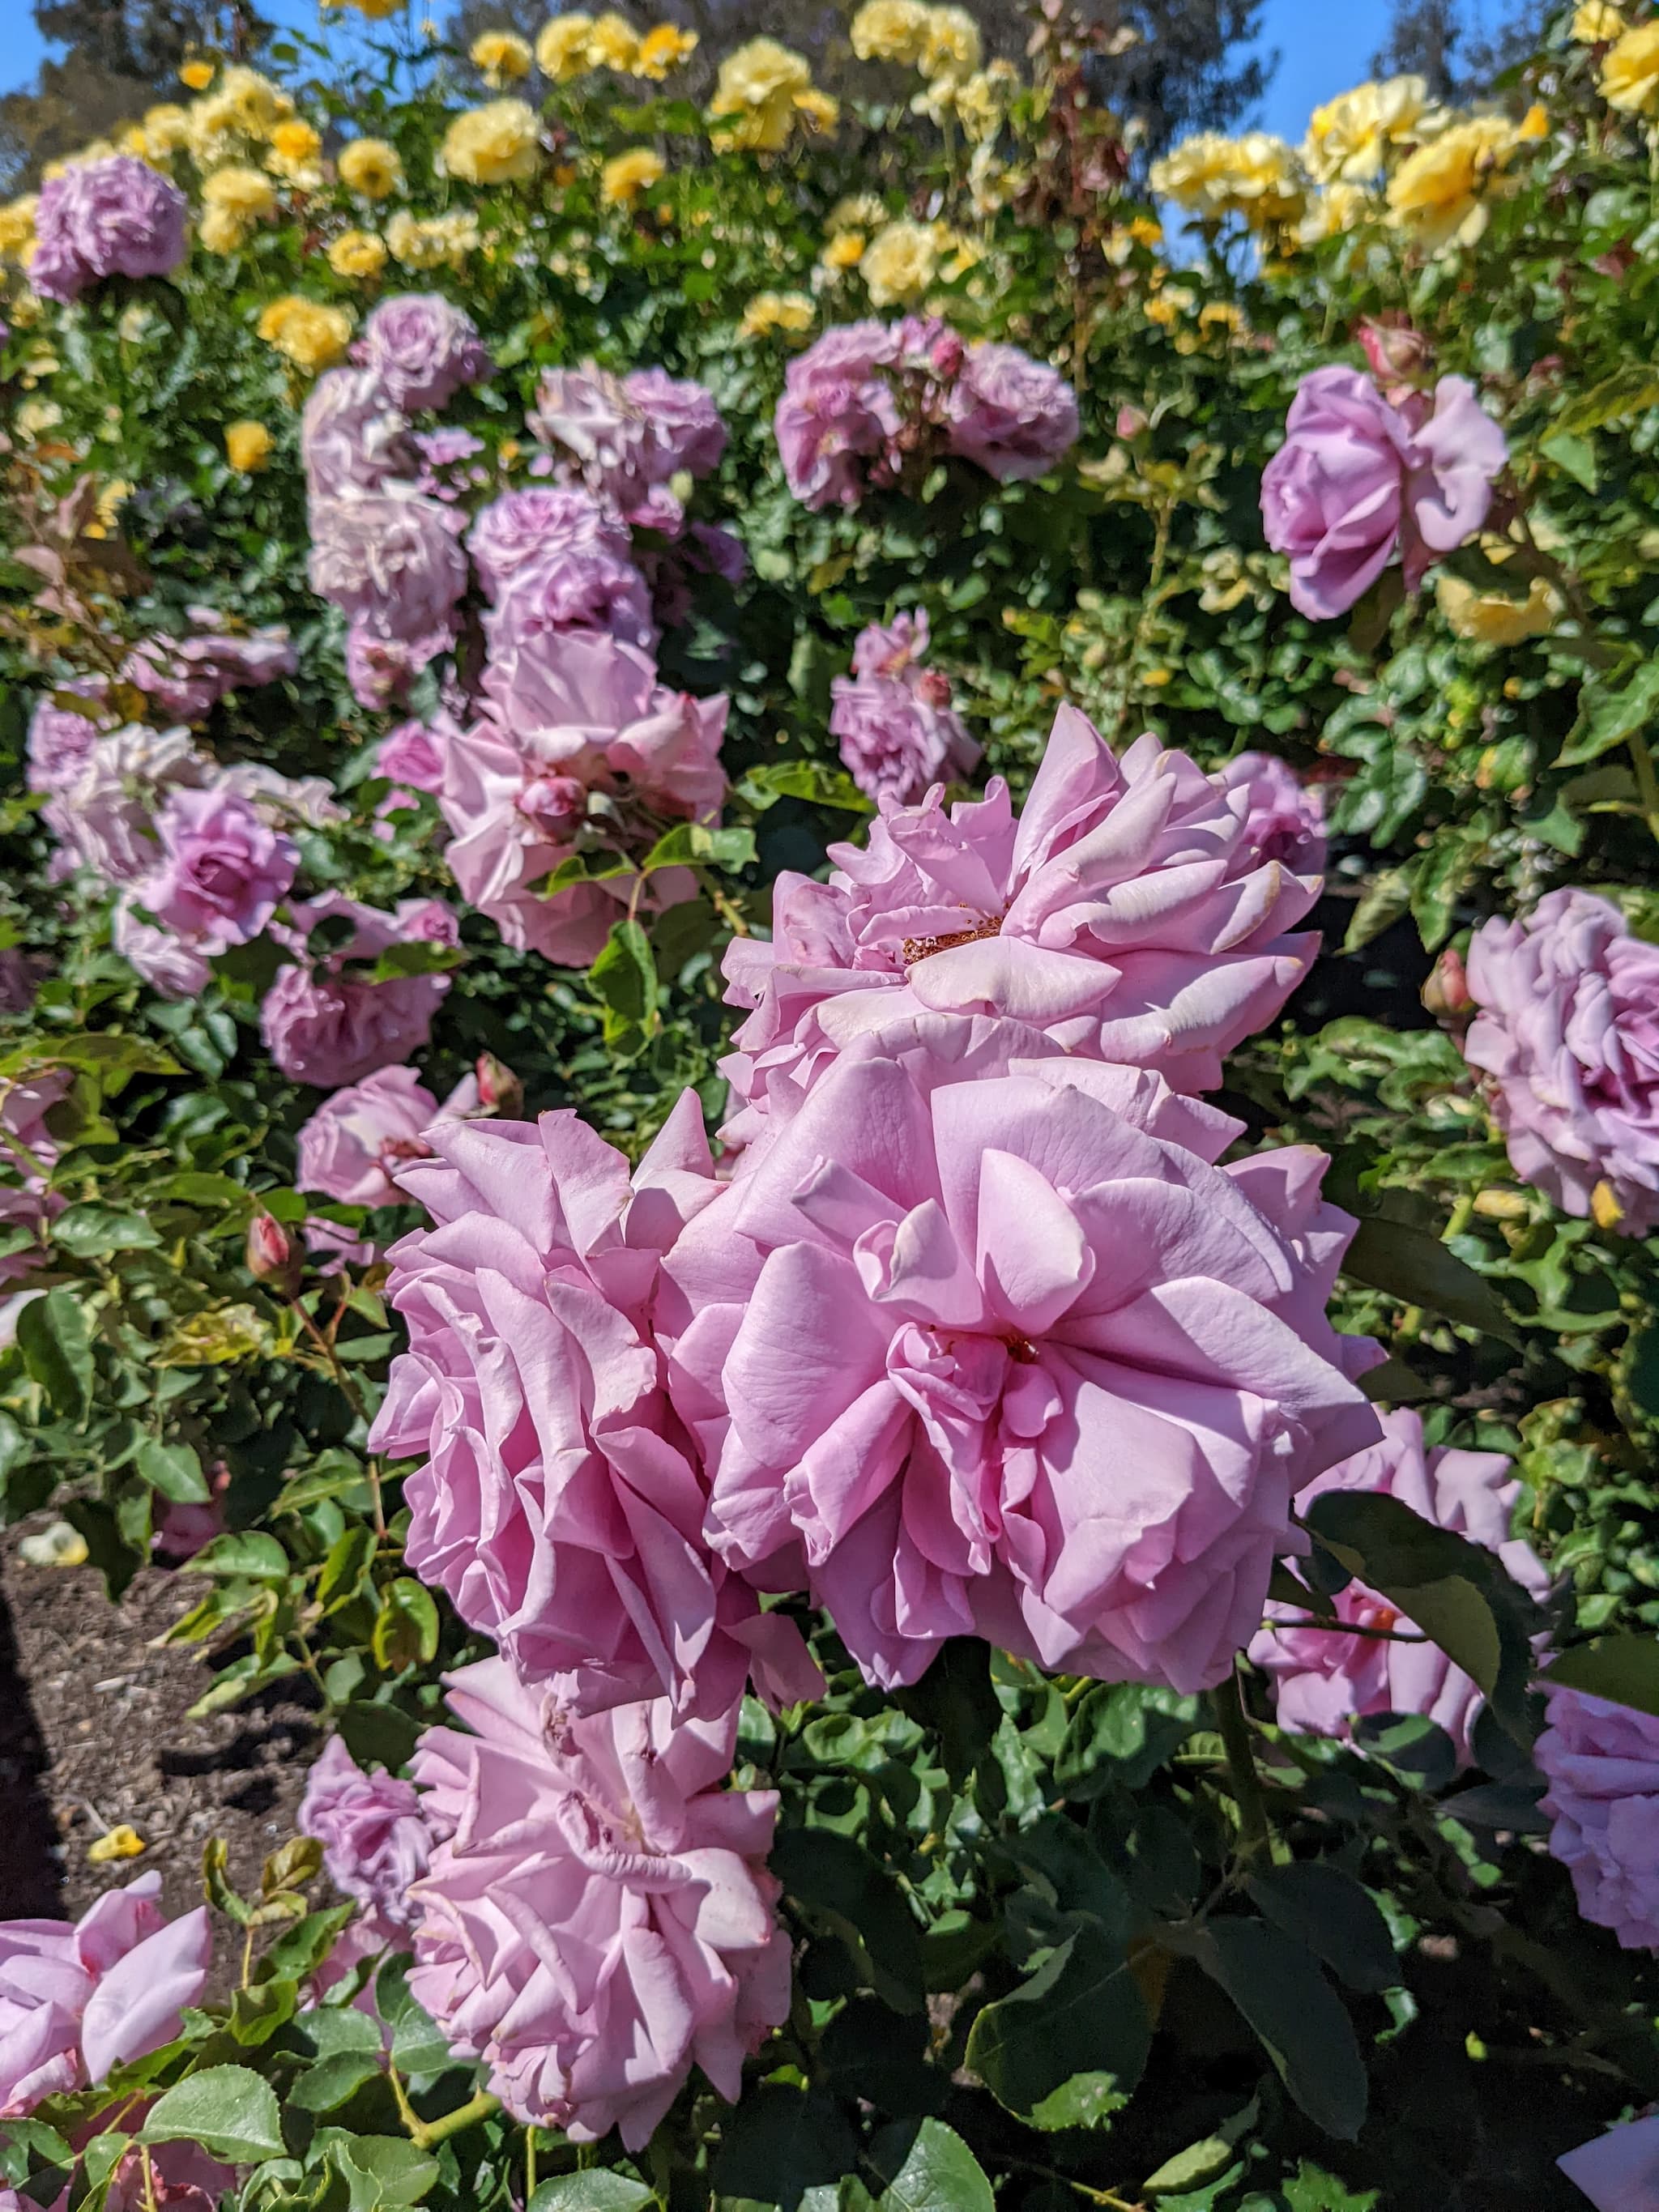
[224,420,274,472]
[198,206,249,253]
[1198,300,1246,334]
[1572,1,1623,38]
[386,209,479,268]
[1436,570,1559,646]
[441,98,540,184]
[537,13,596,79]
[850,0,931,66]
[710,38,813,150]
[118,124,153,159]
[203,164,277,219]
[1296,179,1373,245]
[793,87,840,135]
[588,11,640,69]
[1150,130,1302,226]
[471,30,533,84]
[861,216,940,305]
[257,295,353,372]
[0,195,37,262]
[271,118,321,163]
[142,104,190,154]
[1386,113,1528,249]
[179,59,215,90]
[634,23,697,76]
[918,3,982,82]
[828,192,887,231]
[1601,19,1659,109]
[601,146,665,202]
[738,289,815,337]
[933,67,1010,141]
[339,137,405,197]
[822,228,867,268]
[187,67,292,166]
[327,228,389,276]
[1303,75,1427,183]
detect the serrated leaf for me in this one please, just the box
[141,2065,285,2162]
[965,1922,1149,2124]
[527,2177,655,2212]
[373,1579,440,1672]
[17,1289,92,1420]
[865,2119,993,2212]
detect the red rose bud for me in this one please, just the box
[1422,944,1472,1021]
[246,1211,301,1293]
[915,669,954,710]
[475,1052,523,1118]
[1358,318,1431,383]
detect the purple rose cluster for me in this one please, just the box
[830,608,980,804]
[30,155,188,305]
[776,317,1080,510]
[1260,362,1508,619]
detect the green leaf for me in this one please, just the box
[363,941,465,984]
[288,2051,384,2112]
[1555,658,1659,769]
[51,1202,161,1256]
[641,822,757,875]
[711,2084,856,2212]
[373,1579,441,1672]
[141,2065,285,2163]
[326,2135,441,2212]
[893,1639,1003,1785]
[17,1289,93,1420]
[865,2120,993,2212]
[337,1699,423,1772]
[738,759,874,814]
[589,918,659,1045]
[375,1956,455,2077]
[184,1530,291,1582]
[135,1439,211,1504]
[965,1922,1149,2125]
[317,1523,377,1610]
[1539,428,1597,492]
[1141,2099,1259,2197]
[1201,1919,1367,2141]
[770,1828,924,2014]
[1054,1684,1197,1798]
[1341,1215,1518,1345]
[1541,1634,1659,1715]
[1246,1865,1397,1993]
[527,2176,655,2212]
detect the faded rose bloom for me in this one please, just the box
[1249,1407,1546,1762]
[296,1064,442,1206]
[408,1660,789,2150]
[1537,1689,1659,1951]
[485,542,655,654]
[300,1733,431,1938]
[369,1098,821,1717]
[1260,364,1506,618]
[301,369,415,499]
[132,786,297,948]
[623,364,728,478]
[1464,889,1659,1231]
[945,340,1080,482]
[0,1873,211,2116]
[113,901,212,999]
[377,718,449,793]
[1213,752,1327,876]
[260,894,458,1088]
[831,607,979,806]
[661,1021,1380,1692]
[122,611,297,721]
[527,362,726,520]
[1559,2114,1659,2211]
[41,723,211,888]
[345,627,431,714]
[720,704,1320,1143]
[27,683,109,795]
[355,292,493,411]
[30,156,188,303]
[774,321,905,509]
[467,486,632,600]
[309,493,467,660]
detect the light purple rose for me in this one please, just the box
[377,719,448,792]
[296,1064,442,1206]
[484,543,655,655]
[774,321,906,510]
[345,627,429,713]
[300,1733,431,1939]
[1537,1689,1659,1951]
[41,722,211,887]
[301,368,415,499]
[261,893,458,1087]
[408,1661,790,2150]
[1249,1407,1546,1762]
[1214,752,1328,876]
[1464,889,1659,1232]
[526,361,727,519]
[830,607,979,806]
[467,486,631,600]
[122,610,297,721]
[945,340,1080,482]
[1260,364,1507,618]
[309,492,468,649]
[0,1872,211,2116]
[355,292,493,411]
[132,786,296,947]
[113,901,212,999]
[623,365,727,478]
[27,683,109,795]
[1559,2114,1659,2210]
[30,156,188,304]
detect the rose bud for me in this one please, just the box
[246,1211,302,1294]
[475,1051,523,1117]
[1422,944,1472,1021]
[1115,403,1149,439]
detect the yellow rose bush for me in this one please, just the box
[4,14,1659,2212]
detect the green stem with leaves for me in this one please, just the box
[1214,1664,1273,1866]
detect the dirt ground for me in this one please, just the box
[0,1518,319,1949]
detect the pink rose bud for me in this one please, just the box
[929,330,966,380]
[246,1212,301,1294]
[517,774,587,834]
[915,669,954,710]
[1358,318,1431,382]
[1423,944,1471,1019]
[475,1052,523,1116]
[1115,403,1149,439]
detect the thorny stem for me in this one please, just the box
[1261,1612,1430,1645]
[1001,2158,1142,2210]
[1214,1664,1273,1866]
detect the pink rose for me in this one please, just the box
[409,1659,789,2150]
[1465,889,1659,1231]
[30,156,187,303]
[300,1734,432,1939]
[774,322,905,510]
[719,704,1320,1145]
[27,684,109,795]
[260,894,458,1088]
[376,718,449,793]
[122,611,297,721]
[830,608,979,807]
[660,1020,1380,1692]
[308,493,467,668]
[1213,751,1328,876]
[467,487,630,600]
[945,340,1080,482]
[132,786,297,948]
[1249,1407,1546,1761]
[1537,1689,1659,1952]
[301,369,415,500]
[295,1064,446,1205]
[369,1096,819,1718]
[355,292,493,411]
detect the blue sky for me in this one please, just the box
[0,0,1407,137]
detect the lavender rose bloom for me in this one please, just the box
[1464,889,1659,1232]
[113,901,212,999]
[296,1064,441,1206]
[122,611,297,721]
[356,292,493,412]
[301,369,415,499]
[946,340,1080,482]
[624,365,728,478]
[1214,752,1327,876]
[1559,2115,1659,2210]
[30,156,188,304]
[484,543,655,654]
[261,893,458,1087]
[467,487,631,600]
[1261,364,1506,619]
[27,684,107,795]
[830,610,979,806]
[774,322,904,510]
[1537,1688,1659,1951]
[309,492,467,645]
[134,786,297,947]
[377,719,449,793]
[300,1733,431,1939]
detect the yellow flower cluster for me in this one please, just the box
[224,420,274,472]
[1601,20,1659,111]
[1297,181,1374,247]
[386,209,480,269]
[471,32,533,87]
[535,14,697,81]
[186,65,294,168]
[339,138,405,198]
[257,295,353,372]
[441,98,540,184]
[1303,75,1428,183]
[200,163,278,252]
[328,228,389,277]
[0,195,37,264]
[850,2,1012,137]
[600,147,665,203]
[739,290,815,338]
[1436,563,1560,646]
[859,215,975,306]
[1386,106,1546,250]
[1149,130,1303,230]
[1573,1,1623,39]
[267,117,324,185]
[710,39,838,151]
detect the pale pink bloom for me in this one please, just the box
[355,293,493,411]
[467,487,630,599]
[660,1018,1380,1692]
[485,543,655,653]
[527,363,725,521]
[1248,1408,1546,1761]
[1465,889,1659,1232]
[27,683,109,795]
[720,705,1320,1144]
[301,368,415,499]
[369,1097,820,1718]
[122,611,297,721]
[946,341,1080,482]
[408,1659,789,2149]
[308,493,467,678]
[260,894,458,1087]
[1537,1689,1659,1952]
[113,902,212,999]
[1213,752,1327,876]
[774,321,905,510]
[1559,2114,1659,2211]
[831,608,979,805]
[42,723,211,887]
[296,1065,444,1206]
[132,786,296,948]
[300,1734,431,1939]
[0,1873,211,2116]
[377,719,448,793]
[30,156,187,302]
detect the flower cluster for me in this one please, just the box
[775,317,1079,510]
[29,155,188,304]
[830,608,979,804]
